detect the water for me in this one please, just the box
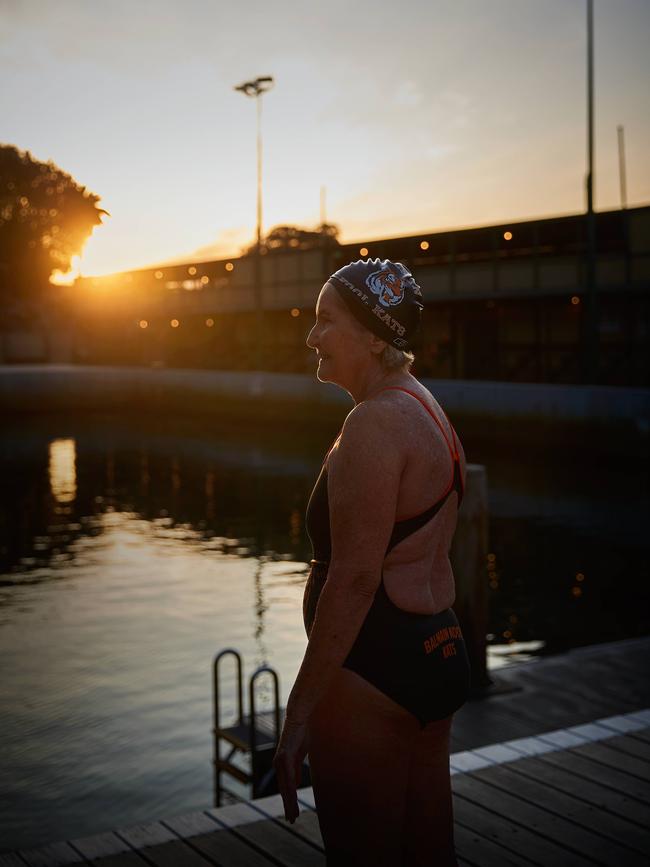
[1,410,648,851]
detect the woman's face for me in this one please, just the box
[306,283,371,385]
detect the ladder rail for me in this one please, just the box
[213,648,244,730]
[211,649,284,805]
[212,648,245,807]
[249,665,281,798]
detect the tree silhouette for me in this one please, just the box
[245,222,340,254]
[0,144,108,303]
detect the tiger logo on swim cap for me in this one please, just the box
[366,268,407,308]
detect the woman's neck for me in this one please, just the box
[350,369,414,405]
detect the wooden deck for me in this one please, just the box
[3,636,649,866]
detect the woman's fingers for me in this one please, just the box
[273,719,308,823]
[275,752,299,823]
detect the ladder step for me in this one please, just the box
[214,758,251,784]
[215,713,284,752]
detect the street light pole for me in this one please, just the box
[617,124,627,210]
[583,0,598,385]
[235,76,274,370]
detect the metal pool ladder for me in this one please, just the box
[212,648,286,806]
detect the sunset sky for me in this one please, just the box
[2,0,649,278]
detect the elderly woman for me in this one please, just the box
[273,259,471,866]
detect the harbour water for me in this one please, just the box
[1,409,647,851]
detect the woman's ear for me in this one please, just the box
[369,334,387,356]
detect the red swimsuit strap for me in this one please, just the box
[323,387,461,478]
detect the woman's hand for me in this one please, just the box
[272,717,309,823]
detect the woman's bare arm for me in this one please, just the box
[285,398,405,724]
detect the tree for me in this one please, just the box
[244,222,340,254]
[0,144,108,302]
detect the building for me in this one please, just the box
[42,205,650,387]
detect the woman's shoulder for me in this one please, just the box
[343,387,410,436]
[365,378,440,425]
[330,381,422,465]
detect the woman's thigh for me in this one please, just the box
[307,668,420,866]
[403,715,457,867]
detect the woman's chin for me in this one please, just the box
[316,358,334,383]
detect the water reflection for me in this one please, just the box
[48,438,77,504]
[0,418,318,582]
[0,411,648,851]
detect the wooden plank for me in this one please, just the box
[540,750,650,803]
[570,741,650,779]
[112,822,178,849]
[160,811,225,839]
[128,840,215,867]
[284,812,323,850]
[458,641,650,752]
[631,729,650,745]
[0,854,30,867]
[452,698,538,749]
[454,772,621,867]
[512,665,636,716]
[454,821,539,866]
[207,802,263,829]
[470,762,649,863]
[506,644,648,707]
[68,832,131,860]
[560,659,649,706]
[90,854,149,867]
[188,830,278,866]
[247,796,324,850]
[296,788,315,809]
[231,820,326,867]
[503,755,650,829]
[597,715,650,735]
[452,789,593,867]
[469,684,585,734]
[600,733,650,761]
[17,842,86,866]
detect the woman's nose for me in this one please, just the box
[306,325,318,349]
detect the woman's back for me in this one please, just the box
[322,376,467,614]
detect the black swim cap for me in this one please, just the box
[328,258,423,350]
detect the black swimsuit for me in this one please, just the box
[304,386,471,728]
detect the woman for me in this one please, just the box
[273,258,471,866]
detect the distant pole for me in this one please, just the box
[320,186,327,226]
[256,95,263,250]
[586,0,594,218]
[583,0,598,384]
[234,76,274,370]
[617,125,627,209]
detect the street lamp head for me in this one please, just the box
[234,76,274,98]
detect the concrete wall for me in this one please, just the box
[1,365,648,450]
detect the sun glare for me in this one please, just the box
[51,255,83,286]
